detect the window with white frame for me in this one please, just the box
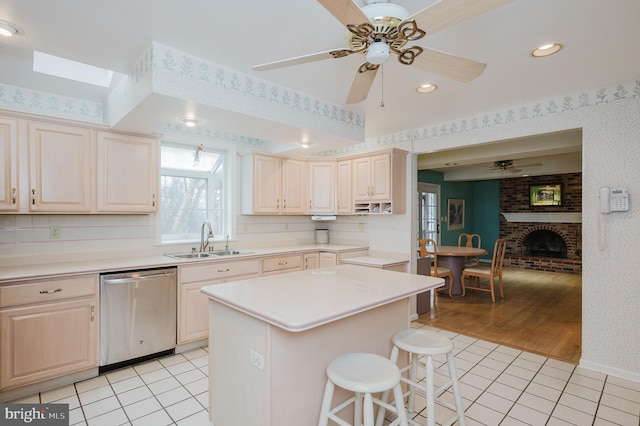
[160,143,226,243]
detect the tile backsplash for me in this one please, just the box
[0,214,369,262]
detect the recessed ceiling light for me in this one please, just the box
[0,20,23,37]
[416,83,438,93]
[181,117,198,127]
[299,141,313,149]
[531,43,563,57]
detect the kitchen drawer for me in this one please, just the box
[179,259,260,284]
[0,275,98,308]
[262,254,302,274]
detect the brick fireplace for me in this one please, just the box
[499,173,582,274]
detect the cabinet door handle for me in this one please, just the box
[217,268,230,273]
[152,193,156,207]
[11,187,16,205]
[278,261,288,266]
[90,305,95,322]
[283,199,287,209]
[39,288,62,294]
[31,189,36,205]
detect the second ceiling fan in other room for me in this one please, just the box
[491,160,543,174]
[252,0,512,104]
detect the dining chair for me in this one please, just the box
[458,233,482,267]
[418,239,454,297]
[461,238,507,302]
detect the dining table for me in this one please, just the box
[433,246,488,295]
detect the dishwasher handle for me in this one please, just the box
[101,271,176,285]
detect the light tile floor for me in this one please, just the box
[11,324,640,426]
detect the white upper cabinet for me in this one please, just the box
[352,149,407,214]
[281,159,307,214]
[0,117,18,212]
[0,115,159,215]
[241,153,307,215]
[96,131,158,213]
[336,160,352,215]
[28,121,94,212]
[308,161,336,214]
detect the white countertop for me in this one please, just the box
[340,256,409,267]
[0,244,367,282]
[201,264,443,332]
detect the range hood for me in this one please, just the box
[311,215,336,221]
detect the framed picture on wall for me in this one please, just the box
[530,184,562,206]
[447,198,465,231]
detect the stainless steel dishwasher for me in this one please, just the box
[99,267,177,372]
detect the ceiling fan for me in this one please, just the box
[252,0,512,104]
[490,160,543,174]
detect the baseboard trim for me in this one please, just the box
[579,358,640,384]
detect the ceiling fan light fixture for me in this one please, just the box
[531,43,563,57]
[417,83,437,93]
[366,41,390,64]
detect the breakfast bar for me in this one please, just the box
[201,264,443,425]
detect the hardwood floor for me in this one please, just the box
[415,267,582,364]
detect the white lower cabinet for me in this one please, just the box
[177,259,260,344]
[303,253,320,270]
[319,252,338,268]
[261,254,303,276]
[0,275,98,391]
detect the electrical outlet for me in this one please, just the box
[50,226,61,239]
[249,349,264,371]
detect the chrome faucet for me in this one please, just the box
[200,221,213,252]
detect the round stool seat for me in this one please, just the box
[327,352,401,394]
[392,328,453,356]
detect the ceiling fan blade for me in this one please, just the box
[345,63,379,104]
[253,49,355,71]
[410,47,486,82]
[408,0,512,36]
[514,162,543,168]
[508,168,522,173]
[317,0,369,27]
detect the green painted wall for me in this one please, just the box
[418,170,500,259]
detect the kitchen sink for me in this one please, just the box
[165,250,252,260]
[165,252,218,260]
[209,250,253,256]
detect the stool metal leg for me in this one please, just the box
[392,383,409,426]
[425,355,435,426]
[363,393,374,426]
[446,352,466,426]
[318,380,335,426]
[355,392,363,426]
[407,353,418,413]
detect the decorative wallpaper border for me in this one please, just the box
[149,43,364,131]
[160,122,266,148]
[0,83,105,124]
[368,80,640,148]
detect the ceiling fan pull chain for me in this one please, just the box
[380,63,385,108]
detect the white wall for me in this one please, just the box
[365,88,640,381]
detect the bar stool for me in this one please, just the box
[318,352,408,426]
[376,329,465,426]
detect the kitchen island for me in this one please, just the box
[201,264,443,425]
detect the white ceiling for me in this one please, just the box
[1,0,639,177]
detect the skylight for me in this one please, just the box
[33,51,114,87]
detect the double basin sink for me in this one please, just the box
[166,250,252,260]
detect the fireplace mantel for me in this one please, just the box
[501,212,582,223]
